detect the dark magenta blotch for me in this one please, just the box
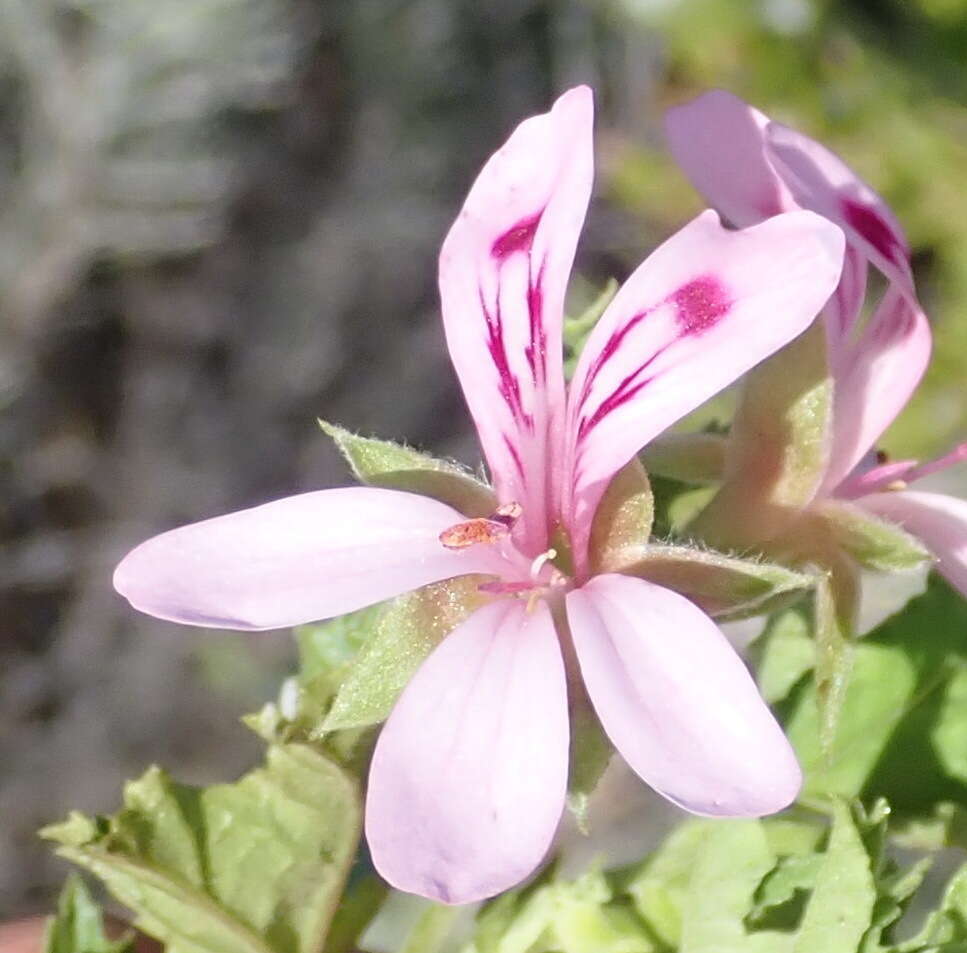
[841,198,904,265]
[491,213,541,259]
[672,275,731,335]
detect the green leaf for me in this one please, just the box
[692,320,832,550]
[678,820,784,953]
[755,608,816,706]
[398,904,463,953]
[44,874,135,953]
[322,874,387,953]
[793,800,878,953]
[640,432,727,484]
[819,501,933,572]
[323,576,487,732]
[320,421,495,517]
[42,744,360,953]
[465,870,657,953]
[588,458,654,574]
[899,862,967,950]
[781,574,967,817]
[620,819,718,948]
[612,543,814,620]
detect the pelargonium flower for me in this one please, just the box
[664,90,967,596]
[114,87,844,904]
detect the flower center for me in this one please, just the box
[439,503,569,606]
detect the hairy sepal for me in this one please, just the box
[588,458,654,574]
[601,542,814,621]
[819,499,933,572]
[322,576,488,732]
[319,420,495,517]
[692,320,833,548]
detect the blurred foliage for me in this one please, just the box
[602,0,967,459]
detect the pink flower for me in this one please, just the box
[665,90,967,598]
[114,88,844,903]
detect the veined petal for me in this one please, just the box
[565,209,844,564]
[823,287,932,493]
[859,490,967,598]
[366,598,568,904]
[439,86,593,552]
[766,121,914,295]
[566,573,800,816]
[663,89,795,226]
[114,488,515,630]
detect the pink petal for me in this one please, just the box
[566,573,801,816]
[663,89,795,226]
[114,488,515,630]
[766,121,914,295]
[859,490,967,598]
[823,287,932,493]
[565,209,844,566]
[366,598,568,904]
[826,245,868,346]
[439,86,593,553]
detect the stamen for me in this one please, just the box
[530,549,557,580]
[885,480,908,491]
[439,518,511,550]
[439,501,523,550]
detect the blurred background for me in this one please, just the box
[1,0,966,921]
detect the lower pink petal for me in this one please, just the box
[114,487,514,630]
[365,598,569,904]
[859,490,967,598]
[566,573,801,816]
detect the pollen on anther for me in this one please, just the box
[439,518,510,550]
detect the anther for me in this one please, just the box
[439,501,523,550]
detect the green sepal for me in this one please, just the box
[322,576,488,732]
[812,552,860,757]
[818,500,933,572]
[588,458,654,574]
[640,432,727,484]
[556,608,614,833]
[692,320,833,549]
[610,542,814,620]
[564,693,613,835]
[42,744,360,953]
[320,420,495,517]
[44,874,135,953]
